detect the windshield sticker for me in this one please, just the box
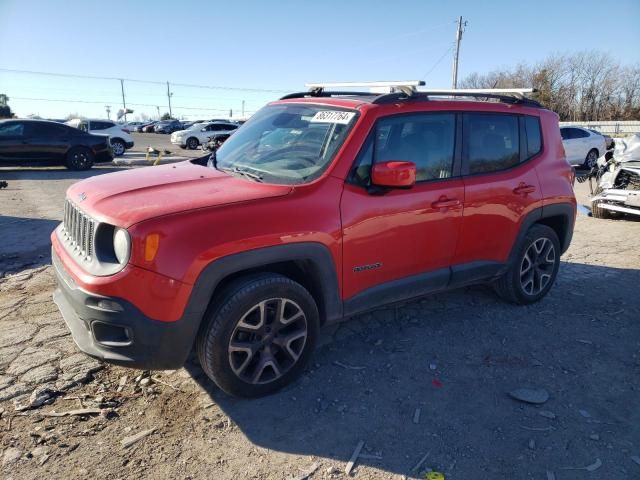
[309,111,356,124]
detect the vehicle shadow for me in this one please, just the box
[0,165,128,181]
[185,261,640,477]
[0,215,60,274]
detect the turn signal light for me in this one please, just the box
[144,233,160,262]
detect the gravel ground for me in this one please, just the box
[0,166,639,479]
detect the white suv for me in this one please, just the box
[171,122,238,150]
[560,126,607,168]
[66,118,135,157]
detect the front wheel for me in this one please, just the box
[494,224,560,304]
[66,147,94,170]
[584,149,599,169]
[197,274,319,398]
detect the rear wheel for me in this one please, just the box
[66,147,94,170]
[494,224,560,304]
[186,137,199,150]
[111,138,126,157]
[584,149,599,169]
[197,274,319,398]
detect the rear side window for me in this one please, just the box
[0,122,24,137]
[464,113,519,174]
[91,121,113,130]
[524,116,542,158]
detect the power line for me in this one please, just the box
[10,96,247,113]
[422,45,455,80]
[0,67,290,93]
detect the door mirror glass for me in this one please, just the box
[371,161,416,188]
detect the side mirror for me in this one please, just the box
[371,161,416,188]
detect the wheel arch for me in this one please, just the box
[510,204,576,261]
[185,243,342,333]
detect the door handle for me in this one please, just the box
[431,196,460,209]
[513,183,536,195]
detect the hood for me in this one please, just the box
[66,161,292,227]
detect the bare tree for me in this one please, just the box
[461,51,639,121]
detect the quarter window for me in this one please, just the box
[524,116,542,158]
[465,113,519,174]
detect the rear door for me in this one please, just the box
[341,112,464,309]
[451,112,543,283]
[0,121,27,162]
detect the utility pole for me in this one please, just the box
[105,105,111,119]
[241,100,245,118]
[166,81,173,118]
[451,16,467,89]
[120,79,127,122]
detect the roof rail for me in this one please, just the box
[280,80,425,100]
[372,88,541,107]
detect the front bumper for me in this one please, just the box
[592,189,640,216]
[52,249,199,370]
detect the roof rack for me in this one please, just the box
[280,80,425,100]
[372,88,541,107]
[279,83,541,108]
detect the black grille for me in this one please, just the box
[63,199,95,259]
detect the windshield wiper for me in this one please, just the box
[233,166,264,182]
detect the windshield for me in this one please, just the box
[213,104,357,184]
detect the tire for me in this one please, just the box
[493,224,561,305]
[197,273,319,398]
[583,148,599,169]
[186,137,199,150]
[110,138,126,157]
[592,200,613,219]
[65,147,94,171]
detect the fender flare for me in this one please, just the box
[183,242,342,329]
[510,203,576,261]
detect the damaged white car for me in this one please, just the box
[585,133,640,219]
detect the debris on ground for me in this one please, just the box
[288,461,320,480]
[539,410,556,419]
[14,386,57,411]
[345,440,364,475]
[578,409,592,418]
[43,407,105,417]
[2,447,22,467]
[410,451,431,473]
[333,361,365,370]
[413,408,421,424]
[561,457,602,472]
[508,388,549,404]
[121,427,158,449]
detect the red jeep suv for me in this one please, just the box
[51,82,576,397]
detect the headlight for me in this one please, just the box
[113,228,131,264]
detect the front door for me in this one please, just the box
[0,121,27,162]
[341,112,464,314]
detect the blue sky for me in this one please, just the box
[1,0,638,120]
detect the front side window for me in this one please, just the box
[465,113,519,174]
[349,113,456,185]
[214,104,357,184]
[0,122,24,137]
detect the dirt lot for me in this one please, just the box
[0,165,639,480]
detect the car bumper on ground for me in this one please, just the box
[591,189,640,216]
[52,248,198,370]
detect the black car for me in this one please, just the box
[0,119,113,170]
[154,120,183,134]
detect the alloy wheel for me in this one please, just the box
[72,151,89,169]
[228,298,308,385]
[520,237,556,296]
[112,141,125,156]
[586,150,598,168]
